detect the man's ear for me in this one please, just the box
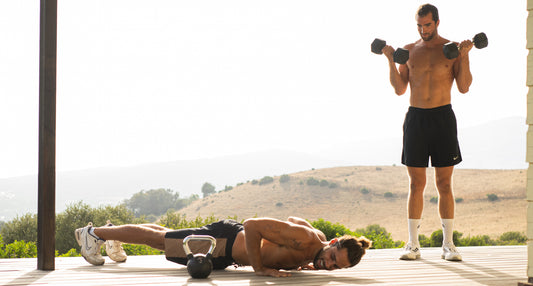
[329,238,338,245]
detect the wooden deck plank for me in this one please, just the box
[0,246,527,285]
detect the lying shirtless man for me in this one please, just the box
[75,217,371,277]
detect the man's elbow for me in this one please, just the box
[458,86,470,94]
[394,88,406,96]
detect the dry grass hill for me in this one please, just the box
[177,166,526,242]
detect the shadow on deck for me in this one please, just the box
[0,245,527,285]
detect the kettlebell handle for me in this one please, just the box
[183,235,217,257]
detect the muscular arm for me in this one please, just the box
[453,40,473,93]
[382,45,409,95]
[243,218,314,277]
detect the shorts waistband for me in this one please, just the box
[408,104,452,113]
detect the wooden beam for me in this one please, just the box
[37,0,57,271]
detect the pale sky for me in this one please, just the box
[0,1,527,178]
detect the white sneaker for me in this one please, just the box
[104,220,127,262]
[441,242,462,261]
[399,243,421,260]
[75,222,105,265]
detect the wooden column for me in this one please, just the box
[37,0,57,271]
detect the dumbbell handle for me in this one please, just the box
[183,235,217,256]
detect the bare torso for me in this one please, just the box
[404,36,456,108]
[231,230,323,270]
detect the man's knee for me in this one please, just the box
[436,177,452,194]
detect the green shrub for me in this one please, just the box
[384,192,393,198]
[459,235,494,246]
[329,183,338,189]
[275,202,283,207]
[355,224,402,249]
[487,193,499,201]
[221,185,233,192]
[311,218,354,240]
[418,234,431,247]
[259,176,274,185]
[429,229,462,247]
[159,211,217,230]
[455,197,464,203]
[499,231,527,245]
[58,248,80,257]
[430,197,438,204]
[319,180,329,187]
[251,179,258,185]
[360,187,370,194]
[121,244,163,256]
[306,178,320,186]
[279,174,290,183]
[0,240,37,258]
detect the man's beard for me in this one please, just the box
[421,30,436,41]
[313,248,324,269]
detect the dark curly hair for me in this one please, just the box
[335,235,372,267]
[417,4,439,23]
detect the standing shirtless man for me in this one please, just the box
[379,4,473,261]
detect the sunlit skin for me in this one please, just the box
[94,216,356,278]
[236,217,352,277]
[378,10,473,220]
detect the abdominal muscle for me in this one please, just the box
[407,43,455,109]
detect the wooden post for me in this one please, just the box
[37,0,57,271]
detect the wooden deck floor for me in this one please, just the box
[0,246,527,286]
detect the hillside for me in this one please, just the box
[177,166,526,242]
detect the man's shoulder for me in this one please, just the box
[404,40,420,50]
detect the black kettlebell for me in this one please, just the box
[183,235,217,279]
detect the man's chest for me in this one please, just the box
[261,244,312,270]
[408,45,453,75]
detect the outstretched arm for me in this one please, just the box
[243,218,315,277]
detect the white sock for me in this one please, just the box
[408,219,421,246]
[441,218,454,245]
[89,227,103,241]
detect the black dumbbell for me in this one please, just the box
[371,38,409,64]
[443,32,488,60]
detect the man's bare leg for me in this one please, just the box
[435,166,462,261]
[407,167,427,219]
[94,225,167,251]
[435,166,455,219]
[400,167,426,260]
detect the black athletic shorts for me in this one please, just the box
[401,104,462,167]
[164,219,243,269]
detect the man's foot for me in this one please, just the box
[75,222,105,265]
[104,220,127,262]
[399,243,421,260]
[441,242,462,261]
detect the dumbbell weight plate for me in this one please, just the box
[393,48,409,64]
[443,42,459,60]
[371,38,386,54]
[473,32,488,49]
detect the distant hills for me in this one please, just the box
[0,116,526,221]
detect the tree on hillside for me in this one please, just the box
[124,188,193,217]
[202,182,216,198]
